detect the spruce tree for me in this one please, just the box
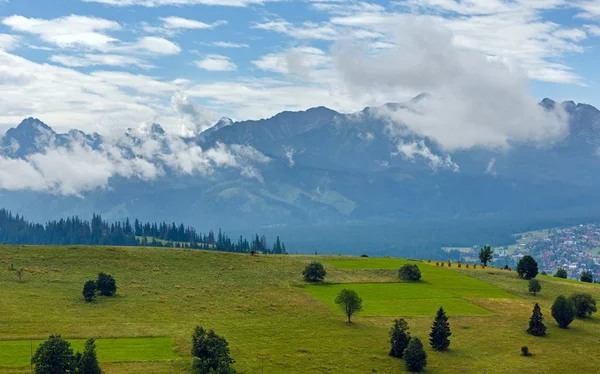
[404,337,427,372]
[389,318,411,358]
[527,303,546,336]
[429,307,451,350]
[77,338,102,374]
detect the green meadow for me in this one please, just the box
[1,245,599,373]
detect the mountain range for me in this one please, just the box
[1,97,600,254]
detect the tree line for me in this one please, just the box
[0,208,287,254]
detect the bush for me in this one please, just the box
[404,337,427,372]
[83,280,97,302]
[551,295,575,328]
[528,279,541,296]
[540,271,547,276]
[517,256,538,280]
[302,262,326,282]
[398,264,422,281]
[569,293,597,318]
[580,271,593,283]
[360,254,369,258]
[96,273,117,296]
[527,303,546,337]
[389,318,411,358]
[191,326,235,374]
[335,289,363,324]
[32,335,76,374]
[521,346,531,356]
[554,268,567,279]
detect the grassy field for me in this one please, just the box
[0,245,599,373]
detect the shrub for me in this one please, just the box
[540,271,547,275]
[528,279,542,296]
[77,338,102,374]
[521,346,531,356]
[335,289,363,324]
[527,303,546,337]
[96,273,117,296]
[191,326,235,374]
[551,295,575,328]
[404,337,427,372]
[580,271,593,283]
[429,307,451,351]
[302,262,326,282]
[569,293,597,318]
[389,318,411,359]
[32,335,76,374]
[399,264,422,281]
[554,268,567,279]
[360,254,369,258]
[83,280,97,302]
[517,256,538,279]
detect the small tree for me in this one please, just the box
[389,318,411,358]
[551,295,575,328]
[191,326,235,374]
[478,245,493,266]
[83,280,97,302]
[77,338,102,374]
[335,289,363,324]
[302,262,326,282]
[527,303,546,337]
[580,271,593,283]
[569,293,597,318]
[554,268,567,279]
[32,335,76,374]
[528,279,541,296]
[96,273,117,296]
[517,256,538,280]
[404,337,427,372]
[398,264,422,281]
[429,307,451,351]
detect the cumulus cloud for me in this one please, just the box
[0,33,19,50]
[160,16,227,29]
[333,18,570,150]
[194,55,237,71]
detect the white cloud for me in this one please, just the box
[0,34,19,50]
[253,20,339,40]
[194,55,237,71]
[160,16,226,29]
[50,54,155,69]
[576,1,600,20]
[395,140,459,171]
[83,0,279,6]
[209,41,249,48]
[585,25,600,36]
[123,36,181,55]
[252,47,329,77]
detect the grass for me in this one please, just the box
[0,245,599,373]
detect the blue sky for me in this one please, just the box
[0,0,599,135]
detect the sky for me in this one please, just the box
[0,0,600,136]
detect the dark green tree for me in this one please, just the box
[569,293,597,318]
[554,268,567,279]
[528,279,541,296]
[96,273,117,296]
[302,262,326,282]
[335,289,363,324]
[77,338,102,374]
[517,255,538,280]
[31,335,76,374]
[526,303,546,336]
[83,280,97,302]
[191,326,235,374]
[398,264,422,281]
[404,337,427,372]
[429,307,451,350]
[551,295,575,328]
[580,271,593,283]
[389,318,411,358]
[478,245,493,266]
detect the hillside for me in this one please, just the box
[1,245,599,373]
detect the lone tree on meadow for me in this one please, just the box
[517,255,538,280]
[31,335,77,374]
[569,293,597,318]
[83,280,97,302]
[554,268,568,279]
[478,245,493,266]
[77,338,102,374]
[335,289,363,324]
[398,264,422,281]
[429,307,451,351]
[528,279,542,296]
[527,303,546,337]
[96,273,117,296]
[404,337,427,372]
[389,318,411,358]
[191,326,235,374]
[302,262,326,282]
[551,295,575,328]
[580,271,594,283]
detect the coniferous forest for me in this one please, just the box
[0,208,286,254]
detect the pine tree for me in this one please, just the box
[404,337,427,372]
[77,338,102,374]
[527,303,546,336]
[429,307,451,350]
[389,318,411,358]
